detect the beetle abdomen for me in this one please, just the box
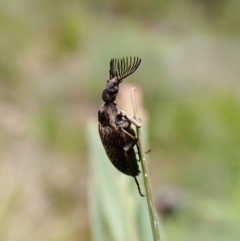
[98,124,140,176]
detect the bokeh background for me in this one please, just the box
[1,0,240,240]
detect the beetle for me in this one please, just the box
[98,57,144,197]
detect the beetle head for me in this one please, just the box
[102,57,141,103]
[102,78,119,103]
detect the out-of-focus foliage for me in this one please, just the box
[0,0,240,240]
[87,122,157,241]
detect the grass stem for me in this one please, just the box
[131,88,161,241]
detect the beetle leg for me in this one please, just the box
[118,110,141,128]
[145,149,151,154]
[135,149,151,155]
[123,140,137,152]
[116,119,131,129]
[126,141,142,163]
[120,127,142,161]
[134,177,145,197]
[135,142,141,162]
[120,127,137,141]
[125,115,141,128]
[123,150,145,197]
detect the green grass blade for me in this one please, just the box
[131,88,162,241]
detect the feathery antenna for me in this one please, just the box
[109,57,141,83]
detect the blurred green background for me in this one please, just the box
[1,0,240,240]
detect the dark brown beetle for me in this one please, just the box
[98,57,144,196]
